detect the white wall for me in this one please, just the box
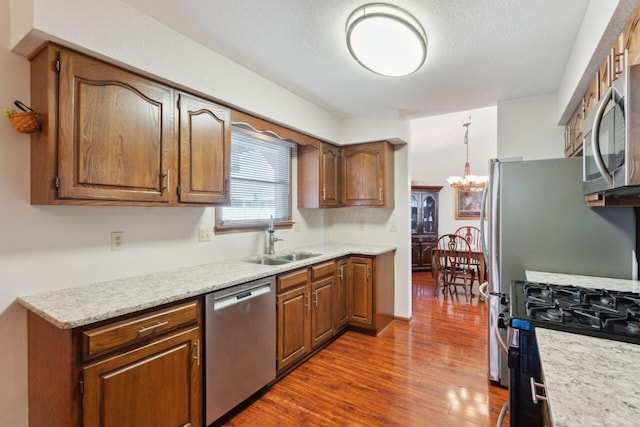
[497,93,564,160]
[339,110,411,145]
[0,1,410,425]
[410,106,497,236]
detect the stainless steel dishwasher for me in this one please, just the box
[205,276,276,424]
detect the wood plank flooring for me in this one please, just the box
[218,271,509,426]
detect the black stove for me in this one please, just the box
[510,280,640,344]
[505,280,640,426]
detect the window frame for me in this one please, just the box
[214,123,295,234]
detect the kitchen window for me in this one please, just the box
[215,125,294,233]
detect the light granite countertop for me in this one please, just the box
[18,243,395,329]
[526,271,640,293]
[526,271,640,427]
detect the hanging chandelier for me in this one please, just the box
[446,118,487,192]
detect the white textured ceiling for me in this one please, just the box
[121,0,589,119]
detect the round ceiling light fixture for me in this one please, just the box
[346,3,427,77]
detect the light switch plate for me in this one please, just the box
[198,227,212,242]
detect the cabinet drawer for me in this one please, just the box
[82,300,199,359]
[278,268,309,292]
[311,261,335,281]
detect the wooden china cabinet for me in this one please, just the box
[411,186,442,270]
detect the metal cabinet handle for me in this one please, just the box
[379,187,383,201]
[138,321,169,334]
[338,266,344,280]
[314,290,318,307]
[161,170,170,192]
[367,265,371,279]
[322,188,326,200]
[530,377,548,404]
[193,340,200,366]
[305,293,310,310]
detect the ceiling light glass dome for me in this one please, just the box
[346,3,427,77]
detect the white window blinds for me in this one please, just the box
[220,126,293,225]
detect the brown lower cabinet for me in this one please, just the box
[348,251,395,334]
[277,268,312,373]
[276,261,337,374]
[26,251,395,426]
[27,299,202,427]
[276,252,395,375]
[334,257,350,328]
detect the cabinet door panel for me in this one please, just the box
[320,143,340,207]
[83,328,201,427]
[411,243,421,267]
[335,259,350,328]
[341,143,384,206]
[421,244,434,271]
[624,7,640,66]
[411,194,419,234]
[349,257,373,325]
[179,93,230,204]
[311,278,335,348]
[58,50,173,203]
[277,286,310,372]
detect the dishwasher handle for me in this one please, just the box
[213,284,271,311]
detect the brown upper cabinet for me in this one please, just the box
[298,142,341,207]
[583,73,599,119]
[30,43,230,206]
[598,52,612,100]
[621,4,640,67]
[298,140,394,208]
[178,93,230,204]
[565,102,584,158]
[341,141,394,208]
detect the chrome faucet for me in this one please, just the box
[267,215,283,255]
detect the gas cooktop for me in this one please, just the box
[510,280,640,345]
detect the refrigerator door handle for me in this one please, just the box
[479,183,489,262]
[489,159,501,294]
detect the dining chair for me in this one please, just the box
[455,226,483,287]
[434,234,476,301]
[455,226,482,252]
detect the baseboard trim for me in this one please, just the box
[394,315,412,324]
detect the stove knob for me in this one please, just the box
[497,312,509,329]
[500,294,510,306]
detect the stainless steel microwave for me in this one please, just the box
[583,64,640,195]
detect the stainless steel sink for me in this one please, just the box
[244,252,321,265]
[275,252,321,262]
[245,257,291,265]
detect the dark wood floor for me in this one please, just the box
[220,271,509,426]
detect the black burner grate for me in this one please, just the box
[510,281,640,344]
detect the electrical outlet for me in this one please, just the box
[390,221,398,232]
[198,227,212,242]
[359,220,365,230]
[111,231,123,251]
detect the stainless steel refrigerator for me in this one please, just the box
[480,157,636,387]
